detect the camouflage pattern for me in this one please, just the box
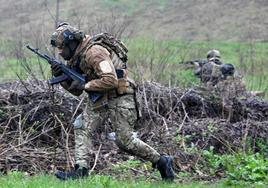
[74,94,161,168]
[201,61,223,86]
[207,49,221,61]
[60,36,128,98]
[197,49,223,86]
[50,23,84,48]
[51,29,161,168]
[199,49,246,120]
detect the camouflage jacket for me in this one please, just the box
[60,35,133,98]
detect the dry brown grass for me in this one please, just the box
[0,0,267,42]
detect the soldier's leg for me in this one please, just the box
[108,95,175,181]
[109,95,160,163]
[109,95,175,180]
[74,106,104,168]
[55,107,103,180]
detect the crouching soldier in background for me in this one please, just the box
[195,49,236,87]
[196,50,246,121]
[50,23,175,181]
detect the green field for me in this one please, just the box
[1,38,267,97]
[127,38,268,90]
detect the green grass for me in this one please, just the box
[0,58,22,81]
[202,148,268,187]
[126,38,268,95]
[3,156,268,188]
[1,38,267,97]
[0,171,232,188]
[0,57,51,82]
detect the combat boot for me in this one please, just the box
[55,164,89,180]
[154,155,175,181]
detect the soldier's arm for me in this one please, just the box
[84,45,118,92]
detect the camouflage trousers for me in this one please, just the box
[73,94,160,168]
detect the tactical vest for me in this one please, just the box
[86,32,128,68]
[72,32,128,71]
[201,61,223,86]
[76,33,134,109]
[86,33,134,94]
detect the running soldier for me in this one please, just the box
[50,23,175,181]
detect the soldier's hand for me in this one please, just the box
[51,63,62,76]
[69,80,85,91]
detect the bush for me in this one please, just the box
[202,148,268,186]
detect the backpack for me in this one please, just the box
[87,32,128,68]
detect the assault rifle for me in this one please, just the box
[26,45,103,102]
[181,59,208,67]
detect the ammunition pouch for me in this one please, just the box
[91,80,134,111]
[117,78,141,119]
[117,78,134,95]
[115,68,134,95]
[91,76,136,111]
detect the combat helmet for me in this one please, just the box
[206,49,221,61]
[50,22,85,49]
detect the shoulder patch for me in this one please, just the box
[99,60,113,73]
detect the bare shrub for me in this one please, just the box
[84,13,135,39]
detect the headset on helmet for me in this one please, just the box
[50,22,85,48]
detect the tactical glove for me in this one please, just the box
[51,63,62,76]
[68,80,85,91]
